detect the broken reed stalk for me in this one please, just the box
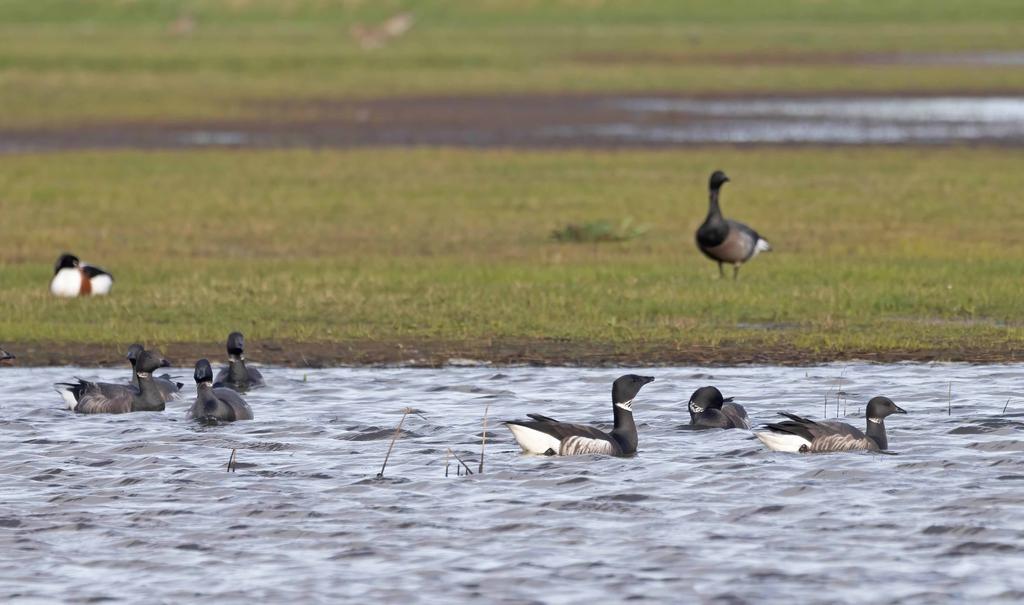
[444,449,451,477]
[478,404,490,474]
[948,382,952,416]
[448,448,474,475]
[226,448,237,473]
[1003,398,1011,414]
[835,378,840,418]
[377,408,412,479]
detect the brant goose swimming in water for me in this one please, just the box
[50,253,114,297]
[0,347,14,363]
[188,359,254,422]
[505,374,654,456]
[125,344,182,402]
[688,386,750,429]
[755,396,907,453]
[214,332,265,391]
[56,349,168,414]
[695,171,772,279]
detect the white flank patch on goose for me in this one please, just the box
[752,238,772,256]
[56,386,79,411]
[50,268,82,297]
[755,431,810,453]
[507,424,561,455]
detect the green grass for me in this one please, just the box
[1,1,1023,359]
[0,0,1023,127]
[2,147,1024,355]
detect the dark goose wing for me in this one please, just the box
[154,376,183,401]
[72,381,136,414]
[526,413,560,423]
[505,418,620,456]
[767,412,876,452]
[247,367,265,386]
[213,387,254,420]
[692,409,734,429]
[722,402,750,429]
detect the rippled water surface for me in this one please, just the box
[1,364,1023,603]
[595,96,1024,144]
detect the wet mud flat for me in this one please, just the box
[5,339,1024,368]
[4,91,1024,153]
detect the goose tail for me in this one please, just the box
[755,430,808,453]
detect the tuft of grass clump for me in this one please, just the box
[551,218,648,243]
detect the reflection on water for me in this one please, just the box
[581,96,1024,144]
[619,97,1024,122]
[1,363,1023,602]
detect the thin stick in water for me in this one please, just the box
[226,448,237,473]
[377,407,412,479]
[1003,398,1011,415]
[444,449,450,477]
[448,448,474,475]
[948,382,952,416]
[478,404,490,474]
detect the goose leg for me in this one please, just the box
[733,265,740,280]
[718,262,725,278]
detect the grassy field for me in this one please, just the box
[2,147,1024,360]
[0,0,1023,127]
[2,1,1024,362]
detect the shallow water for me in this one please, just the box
[1,363,1023,603]
[5,95,1024,154]
[591,96,1024,144]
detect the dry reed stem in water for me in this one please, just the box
[479,404,490,474]
[448,448,474,475]
[377,408,412,479]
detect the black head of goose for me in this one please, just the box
[687,386,750,430]
[756,396,907,453]
[50,253,114,297]
[0,347,14,362]
[214,331,265,391]
[695,170,772,280]
[505,374,655,457]
[126,343,183,401]
[56,349,168,414]
[189,359,254,422]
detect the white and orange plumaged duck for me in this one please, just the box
[50,253,114,297]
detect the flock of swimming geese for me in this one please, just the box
[47,333,261,422]
[0,170,908,457]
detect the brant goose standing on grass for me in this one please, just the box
[505,374,654,456]
[755,396,907,453]
[50,253,114,297]
[0,347,14,363]
[214,332,265,391]
[695,171,772,279]
[56,349,168,414]
[688,386,750,429]
[126,344,182,401]
[188,359,254,422]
